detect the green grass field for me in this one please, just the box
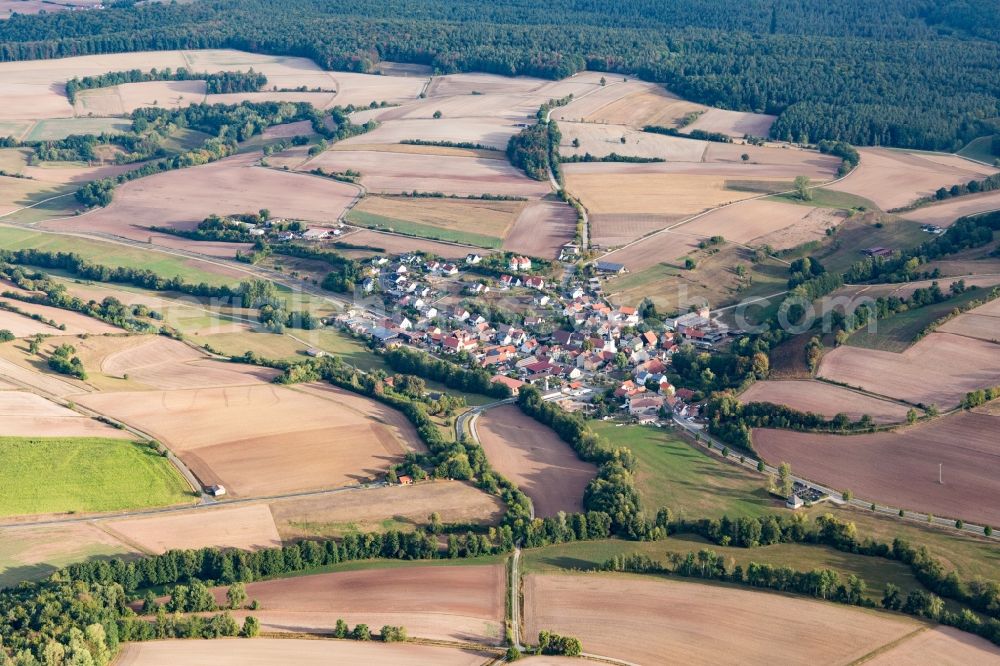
[25,118,131,142]
[771,188,879,212]
[347,209,501,249]
[160,128,213,154]
[815,216,929,276]
[0,227,239,287]
[521,536,924,602]
[592,422,778,520]
[0,436,195,516]
[958,136,999,165]
[846,288,989,352]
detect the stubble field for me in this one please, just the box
[739,380,912,423]
[681,107,777,138]
[828,148,997,210]
[901,190,1000,227]
[304,150,550,197]
[40,153,357,239]
[817,331,1000,408]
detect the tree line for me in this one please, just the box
[3,1,999,149]
[844,211,1000,284]
[383,347,512,399]
[603,511,1000,647]
[65,67,267,103]
[643,125,731,143]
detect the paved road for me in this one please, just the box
[669,414,998,540]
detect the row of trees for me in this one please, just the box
[4,0,998,149]
[643,125,731,143]
[0,265,160,332]
[383,347,512,398]
[65,67,267,103]
[845,211,1000,284]
[703,391,877,449]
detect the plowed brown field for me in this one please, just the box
[502,200,577,258]
[754,409,1000,525]
[476,405,596,517]
[216,565,505,644]
[523,573,918,665]
[740,381,911,423]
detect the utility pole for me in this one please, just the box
[939,463,943,485]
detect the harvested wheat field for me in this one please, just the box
[76,381,422,497]
[902,190,1000,228]
[741,381,911,423]
[0,175,70,216]
[476,405,596,517]
[304,150,549,197]
[428,71,546,97]
[219,565,505,644]
[573,84,707,129]
[104,503,282,554]
[525,573,917,666]
[270,480,504,540]
[116,638,490,666]
[566,172,758,218]
[342,117,520,150]
[0,308,66,337]
[502,200,577,258]
[817,332,1000,407]
[559,122,708,162]
[589,213,686,248]
[41,154,356,238]
[0,299,120,335]
[22,160,139,186]
[331,141,502,160]
[339,229,477,258]
[705,141,842,176]
[676,198,845,250]
[0,357,85,399]
[352,195,524,240]
[100,337,276,390]
[0,391,131,439]
[829,148,997,211]
[0,50,191,121]
[0,522,136,588]
[0,0,102,19]
[323,71,427,106]
[74,80,207,116]
[600,228,702,271]
[754,408,1000,525]
[205,91,337,108]
[682,108,777,138]
[869,626,1000,665]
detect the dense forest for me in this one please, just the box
[2,0,999,150]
